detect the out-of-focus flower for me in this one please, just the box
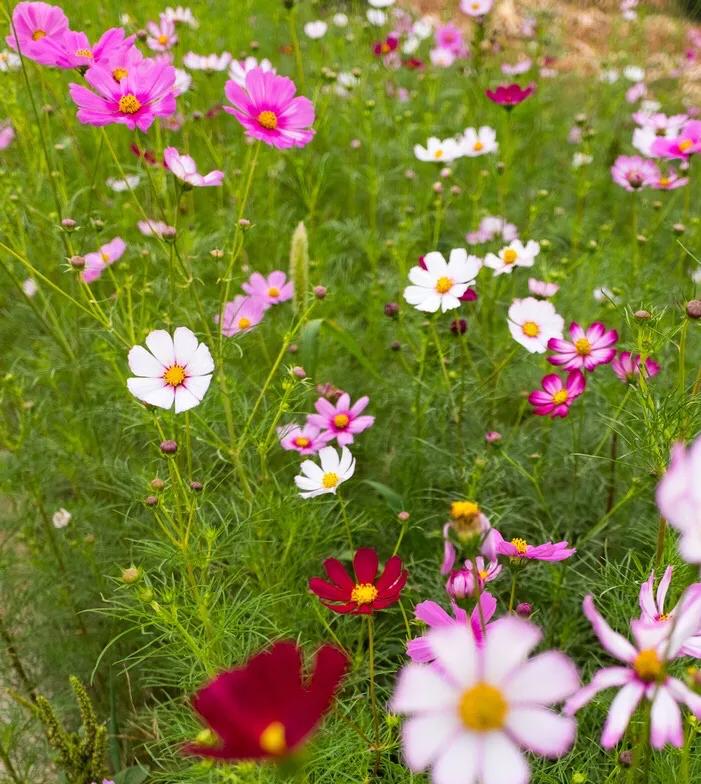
[333,13,349,27]
[0,49,21,71]
[186,641,347,759]
[651,121,701,160]
[639,567,701,656]
[137,219,176,239]
[572,152,593,168]
[307,393,374,447]
[304,21,327,39]
[164,147,223,187]
[429,47,456,68]
[228,56,275,87]
[219,295,266,336]
[657,435,701,563]
[278,423,327,455]
[435,24,467,57]
[466,216,518,245]
[146,15,177,52]
[484,240,539,276]
[460,0,494,16]
[486,82,536,108]
[82,237,126,284]
[493,530,576,561]
[0,121,15,149]
[52,507,71,528]
[127,327,214,413]
[163,6,198,28]
[373,35,398,57]
[242,271,293,309]
[459,126,497,157]
[366,9,387,25]
[414,136,461,163]
[501,58,532,75]
[528,278,559,298]
[507,297,564,353]
[183,51,232,71]
[6,1,69,65]
[548,322,618,372]
[650,169,688,190]
[404,250,481,313]
[294,445,355,499]
[107,174,141,192]
[611,154,658,190]
[611,351,660,382]
[22,277,38,297]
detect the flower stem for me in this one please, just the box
[508,572,517,614]
[366,615,381,775]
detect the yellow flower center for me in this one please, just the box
[259,721,286,755]
[267,286,280,297]
[333,413,350,429]
[658,177,670,186]
[658,613,670,622]
[435,276,453,294]
[32,29,46,41]
[118,93,142,114]
[113,67,128,81]
[459,683,508,731]
[158,34,169,45]
[451,500,480,520]
[552,389,569,404]
[503,248,518,264]
[351,582,379,605]
[163,364,186,387]
[100,251,110,262]
[511,537,528,554]
[479,569,490,580]
[471,1,480,8]
[75,48,93,57]
[294,436,311,448]
[575,337,591,356]
[473,140,484,151]
[633,648,664,683]
[381,42,391,54]
[522,321,540,338]
[322,472,340,489]
[257,110,278,129]
[679,139,693,152]
[238,317,251,330]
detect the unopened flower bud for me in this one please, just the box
[485,431,502,443]
[450,185,462,196]
[673,223,686,235]
[160,439,178,454]
[618,751,633,768]
[314,285,327,299]
[61,218,77,231]
[634,309,651,320]
[397,511,410,522]
[440,167,452,178]
[350,138,361,149]
[70,255,85,269]
[450,318,467,335]
[288,343,299,353]
[145,495,158,506]
[687,300,701,319]
[404,168,416,179]
[190,480,203,492]
[121,566,141,583]
[150,477,165,490]
[432,181,443,193]
[390,340,401,351]
[516,602,532,617]
[292,365,307,378]
[210,248,224,258]
[384,302,399,318]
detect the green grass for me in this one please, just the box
[0,0,700,782]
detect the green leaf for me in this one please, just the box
[112,765,150,784]
[361,480,404,512]
[323,320,384,383]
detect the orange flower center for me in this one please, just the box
[503,248,518,264]
[119,93,142,114]
[32,29,46,41]
[75,48,93,57]
[294,436,311,448]
[333,413,350,429]
[522,321,540,337]
[100,251,110,262]
[575,337,591,355]
[322,472,340,489]
[259,721,287,755]
[473,140,484,151]
[163,365,186,387]
[511,537,528,554]
[113,67,128,81]
[459,683,508,731]
[267,286,280,297]
[257,110,278,129]
[381,42,391,54]
[158,34,169,45]
[552,389,568,404]
[679,139,693,152]
[435,276,453,294]
[238,317,251,330]
[633,648,664,682]
[351,583,378,605]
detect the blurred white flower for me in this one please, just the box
[304,21,328,39]
[367,9,387,25]
[52,508,71,529]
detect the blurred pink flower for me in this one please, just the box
[611,351,660,382]
[6,1,68,65]
[528,278,559,298]
[611,155,658,190]
[164,147,223,187]
[0,122,15,149]
[639,567,701,656]
[486,82,535,108]
[146,16,177,52]
[82,237,126,283]
[493,530,576,561]
[651,120,701,160]
[219,295,266,336]
[242,271,293,309]
[657,435,701,563]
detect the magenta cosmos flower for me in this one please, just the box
[446,557,501,599]
[565,593,701,749]
[651,120,701,160]
[242,271,293,309]
[163,147,223,187]
[82,236,126,283]
[39,27,134,70]
[493,530,576,562]
[219,295,266,337]
[6,2,68,65]
[610,155,658,191]
[277,422,327,455]
[611,351,660,382]
[547,322,618,372]
[485,82,535,108]
[528,370,586,418]
[306,393,374,447]
[224,67,315,149]
[639,567,701,656]
[69,58,176,132]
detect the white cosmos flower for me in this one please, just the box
[52,508,72,529]
[507,297,564,353]
[333,12,349,27]
[163,6,198,27]
[460,126,498,157]
[174,68,192,96]
[366,9,387,25]
[0,49,21,72]
[304,20,328,39]
[368,0,395,6]
[127,327,214,413]
[183,51,232,71]
[107,174,141,192]
[484,240,540,276]
[228,56,275,88]
[22,278,38,297]
[624,65,645,82]
[404,250,482,314]
[414,136,461,163]
[295,446,355,499]
[572,152,593,168]
[412,18,433,39]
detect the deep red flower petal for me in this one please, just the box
[353,547,379,584]
[309,577,351,602]
[323,557,354,590]
[375,555,405,594]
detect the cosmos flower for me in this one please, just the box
[501,58,532,75]
[441,501,498,574]
[107,174,141,192]
[52,507,71,528]
[650,169,688,190]
[657,434,701,564]
[485,83,536,108]
[528,371,586,419]
[565,593,701,749]
[69,58,176,132]
[309,547,407,614]
[0,122,15,150]
[38,27,135,69]
[507,297,564,353]
[373,35,398,57]
[6,1,69,65]
[484,240,539,276]
[137,219,176,239]
[435,24,467,57]
[404,250,481,314]
[413,136,461,163]
[0,49,21,71]
[459,126,498,157]
[430,47,456,68]
[228,56,275,87]
[242,271,293,309]
[82,237,126,284]
[303,20,327,39]
[278,423,327,455]
[651,120,701,160]
[528,278,559,298]
[392,619,579,784]
[547,322,618,371]
[460,0,494,16]
[219,296,266,337]
[466,216,518,245]
[493,530,576,561]
[639,567,701,656]
[146,16,177,52]
[163,6,198,28]
[611,351,661,382]
[186,641,347,760]
[127,326,214,413]
[294,445,355,499]
[306,393,374,447]
[224,68,315,149]
[446,557,502,599]
[183,51,232,71]
[163,147,224,187]
[611,155,659,190]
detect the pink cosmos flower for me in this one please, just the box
[81,237,126,284]
[407,593,497,663]
[611,155,658,190]
[485,83,535,108]
[0,122,15,150]
[307,393,374,447]
[611,351,661,382]
[639,567,701,656]
[6,1,68,65]
[485,430,502,443]
[528,278,559,298]
[278,423,327,455]
[146,16,177,52]
[242,271,293,309]
[446,557,502,598]
[651,120,701,160]
[224,68,315,149]
[39,27,134,70]
[548,322,618,371]
[528,370,586,419]
[651,169,689,190]
[493,530,576,561]
[657,435,701,564]
[69,58,176,132]
[460,0,494,16]
[435,24,467,57]
[137,219,176,239]
[565,593,701,749]
[625,82,647,104]
[393,619,579,784]
[163,147,223,187]
[219,296,266,337]
[466,215,518,246]
[501,58,532,76]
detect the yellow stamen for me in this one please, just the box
[257,110,278,130]
[32,29,46,41]
[434,149,444,159]
[435,276,453,294]
[679,139,693,152]
[575,337,591,355]
[118,93,142,114]
[75,48,93,58]
[158,34,169,45]
[113,67,128,81]
[163,365,186,387]
[633,649,664,682]
[294,436,311,448]
[333,413,350,429]
[522,321,540,338]
[267,286,280,297]
[238,317,251,330]
[451,500,480,521]
[552,389,569,404]
[459,683,508,731]
[381,42,391,54]
[473,141,484,151]
[502,248,518,264]
[658,177,670,187]
[351,583,379,605]
[322,472,339,489]
[511,537,528,554]
[259,721,287,755]
[100,252,110,262]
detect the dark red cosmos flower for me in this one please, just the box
[309,547,408,614]
[185,641,348,760]
[130,142,159,166]
[373,36,398,57]
[418,256,478,302]
[485,82,536,108]
[403,57,424,70]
